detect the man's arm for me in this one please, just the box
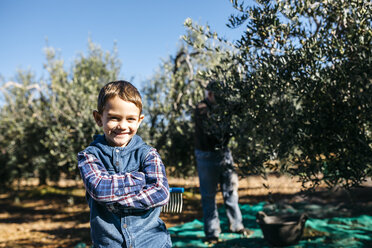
[77,151,146,203]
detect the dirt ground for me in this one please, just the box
[0,175,371,248]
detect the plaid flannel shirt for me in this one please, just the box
[78,148,169,210]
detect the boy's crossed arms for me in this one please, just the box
[78,148,169,210]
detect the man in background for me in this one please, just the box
[194,81,253,244]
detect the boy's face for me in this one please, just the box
[93,96,144,147]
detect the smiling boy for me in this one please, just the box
[77,81,171,248]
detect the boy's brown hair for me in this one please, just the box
[97,80,143,114]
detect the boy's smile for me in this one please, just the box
[93,96,144,147]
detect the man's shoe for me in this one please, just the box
[234,228,254,237]
[203,236,220,244]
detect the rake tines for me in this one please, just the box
[161,187,184,213]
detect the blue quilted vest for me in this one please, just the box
[82,134,171,248]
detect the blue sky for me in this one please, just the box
[0,0,248,89]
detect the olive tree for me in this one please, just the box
[184,0,371,188]
[0,41,120,186]
[140,28,235,177]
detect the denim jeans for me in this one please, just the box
[195,149,244,238]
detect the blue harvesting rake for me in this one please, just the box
[161,187,184,213]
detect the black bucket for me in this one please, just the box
[256,211,308,247]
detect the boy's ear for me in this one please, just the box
[93,110,103,127]
[138,114,145,125]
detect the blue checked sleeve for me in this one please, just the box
[77,151,146,204]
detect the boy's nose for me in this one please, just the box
[117,120,128,130]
